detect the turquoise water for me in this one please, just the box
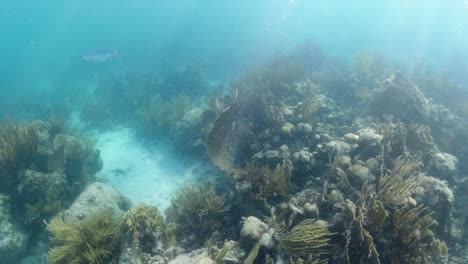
[1,0,468,97]
[1,1,468,263]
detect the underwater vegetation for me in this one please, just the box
[47,209,121,264]
[166,185,225,246]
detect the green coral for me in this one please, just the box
[167,185,224,243]
[47,209,121,264]
[279,219,333,262]
[122,204,164,252]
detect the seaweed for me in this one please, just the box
[279,219,333,262]
[47,209,121,264]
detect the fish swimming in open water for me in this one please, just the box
[83,49,119,62]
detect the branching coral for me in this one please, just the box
[238,159,292,200]
[375,156,422,207]
[167,185,225,243]
[0,120,38,193]
[390,205,447,264]
[47,209,121,264]
[279,219,333,262]
[342,200,380,264]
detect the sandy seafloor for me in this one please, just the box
[94,128,197,210]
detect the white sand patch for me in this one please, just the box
[95,128,196,210]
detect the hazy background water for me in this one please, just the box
[1,0,468,104]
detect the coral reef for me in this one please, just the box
[3,44,468,263]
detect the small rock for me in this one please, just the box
[334,155,351,169]
[293,150,313,163]
[279,145,289,153]
[265,150,280,160]
[259,233,275,249]
[357,128,383,144]
[325,141,350,156]
[296,123,313,133]
[240,216,268,241]
[303,202,319,218]
[281,123,295,135]
[252,152,264,160]
[344,133,359,144]
[429,152,458,180]
[328,190,344,205]
[349,164,375,182]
